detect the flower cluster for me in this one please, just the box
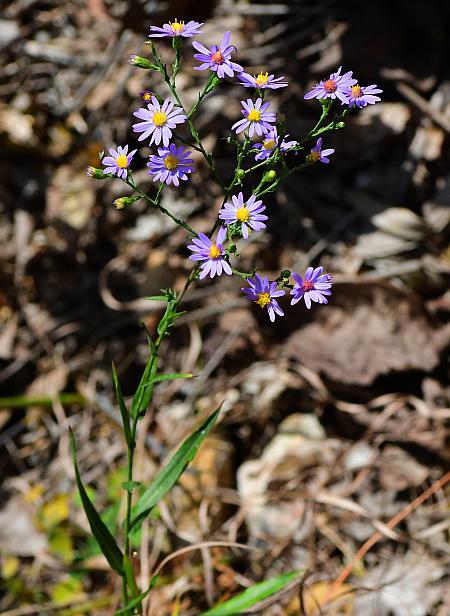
[92,18,384,323]
[304,65,382,107]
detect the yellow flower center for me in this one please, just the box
[208,243,221,259]
[351,84,362,98]
[248,109,261,122]
[255,71,269,87]
[236,206,249,222]
[263,139,276,150]
[306,151,321,164]
[211,51,224,65]
[164,154,179,170]
[116,154,128,168]
[169,19,185,34]
[153,111,167,126]
[256,292,270,308]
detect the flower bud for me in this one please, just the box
[280,269,291,279]
[113,195,141,210]
[236,169,245,180]
[262,169,277,183]
[85,166,108,179]
[129,55,158,70]
[336,121,345,129]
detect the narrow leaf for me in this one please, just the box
[130,354,158,419]
[115,576,158,615]
[200,572,299,615]
[112,363,134,449]
[69,430,123,575]
[150,373,193,383]
[122,554,140,610]
[130,407,221,530]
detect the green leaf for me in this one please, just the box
[150,373,193,383]
[129,407,221,530]
[144,295,167,301]
[199,572,299,615]
[121,481,141,493]
[69,430,124,575]
[130,354,158,419]
[115,577,158,615]
[112,363,134,449]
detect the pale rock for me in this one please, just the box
[238,433,341,540]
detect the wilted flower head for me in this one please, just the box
[253,127,298,161]
[238,70,288,90]
[147,143,194,186]
[344,83,383,108]
[85,166,108,179]
[193,31,243,78]
[290,266,333,309]
[187,226,232,279]
[132,96,186,147]
[101,145,137,179]
[304,66,357,104]
[241,274,285,322]
[232,98,276,138]
[149,19,203,38]
[219,192,267,239]
[306,138,334,164]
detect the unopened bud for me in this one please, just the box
[280,269,291,279]
[129,55,158,70]
[336,121,345,129]
[85,166,108,179]
[262,170,277,183]
[236,169,245,180]
[113,195,141,210]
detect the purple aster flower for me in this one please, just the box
[132,96,186,147]
[219,192,267,239]
[290,266,333,309]
[253,127,298,161]
[187,226,232,279]
[306,138,334,164]
[344,83,383,108]
[147,143,194,186]
[101,144,137,180]
[238,70,288,89]
[193,31,243,79]
[304,66,357,104]
[241,274,285,322]
[140,89,153,102]
[149,19,203,38]
[232,98,276,138]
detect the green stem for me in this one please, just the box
[126,177,196,235]
[150,43,224,188]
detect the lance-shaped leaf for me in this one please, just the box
[112,363,134,449]
[115,576,158,615]
[130,353,157,419]
[200,571,299,615]
[129,407,221,530]
[151,373,193,383]
[70,430,124,575]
